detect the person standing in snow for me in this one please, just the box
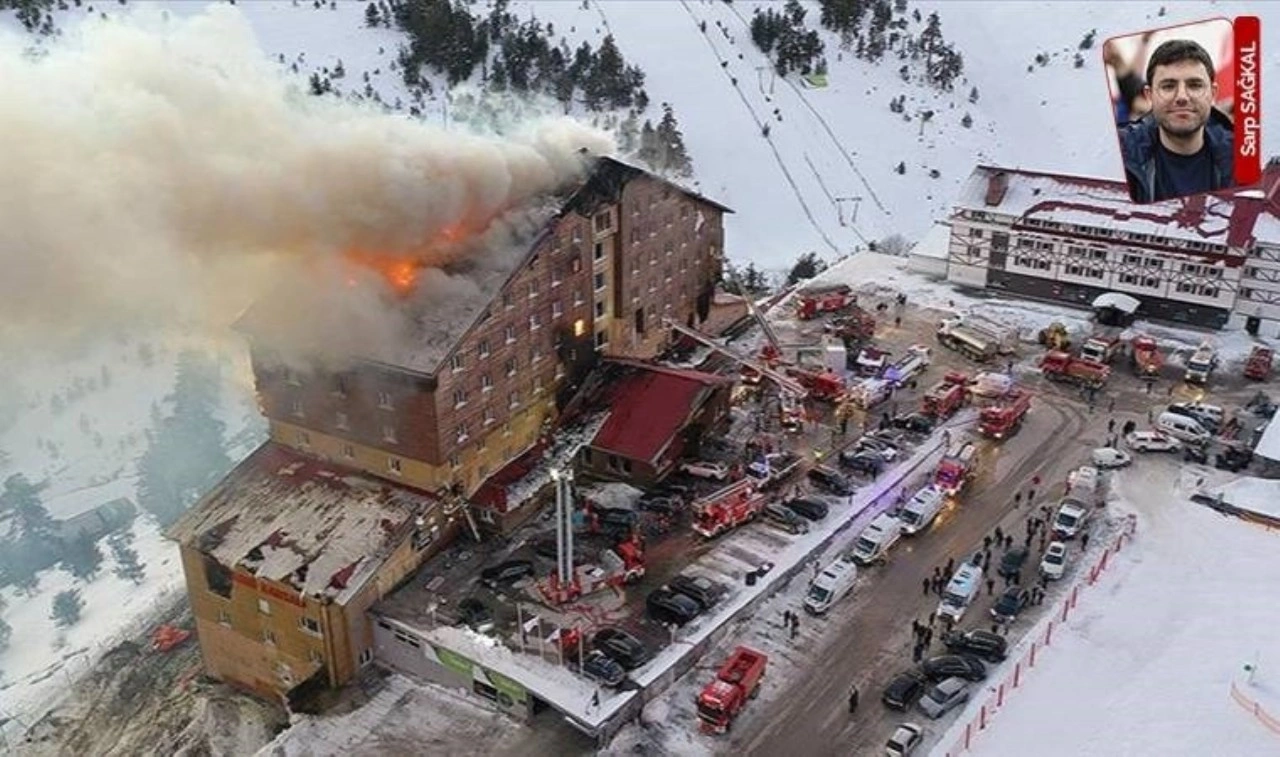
[848,685,860,714]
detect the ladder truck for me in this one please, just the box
[724,267,789,366]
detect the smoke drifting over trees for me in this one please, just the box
[0,5,615,357]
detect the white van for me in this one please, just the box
[1155,411,1211,445]
[898,486,946,535]
[937,562,984,622]
[848,378,892,409]
[1065,465,1105,507]
[803,555,859,615]
[1051,501,1090,540]
[851,513,904,565]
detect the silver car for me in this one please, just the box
[918,676,970,719]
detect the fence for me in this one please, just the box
[1230,680,1280,736]
[940,513,1138,756]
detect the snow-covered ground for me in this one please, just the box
[0,334,265,723]
[941,460,1280,756]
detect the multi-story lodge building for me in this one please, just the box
[943,159,1280,335]
[168,156,732,699]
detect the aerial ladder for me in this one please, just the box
[665,320,809,398]
[724,267,788,365]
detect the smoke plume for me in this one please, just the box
[0,5,615,356]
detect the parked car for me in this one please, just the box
[680,460,730,481]
[782,497,829,521]
[997,546,1029,580]
[882,670,929,710]
[1167,402,1224,433]
[1052,502,1090,540]
[592,627,651,670]
[891,413,935,434]
[1124,430,1181,453]
[639,496,681,516]
[581,650,626,688]
[941,629,1008,663]
[763,502,811,534]
[1091,447,1132,469]
[668,574,720,612]
[646,588,701,626]
[456,597,494,633]
[885,722,924,756]
[808,465,854,495]
[840,449,885,477]
[918,677,971,719]
[991,586,1031,623]
[480,559,535,589]
[1040,541,1068,580]
[856,436,901,462]
[919,654,987,682]
[655,483,694,499]
[595,507,639,530]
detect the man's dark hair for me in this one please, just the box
[1144,38,1215,87]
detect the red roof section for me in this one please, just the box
[590,362,731,464]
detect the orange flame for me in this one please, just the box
[343,222,472,295]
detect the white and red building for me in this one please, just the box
[943,159,1280,335]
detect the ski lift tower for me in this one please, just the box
[835,196,862,227]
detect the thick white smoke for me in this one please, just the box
[0,5,615,354]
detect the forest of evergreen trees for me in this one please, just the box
[749,1,827,78]
[816,0,964,91]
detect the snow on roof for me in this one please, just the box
[955,165,1280,250]
[909,221,954,261]
[1253,413,1280,463]
[167,443,439,603]
[1208,476,1280,520]
[581,481,644,511]
[1092,292,1140,314]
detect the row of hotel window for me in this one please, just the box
[968,215,1224,254]
[1010,256,1223,296]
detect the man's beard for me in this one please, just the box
[1157,109,1207,138]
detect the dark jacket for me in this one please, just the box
[1118,109,1235,203]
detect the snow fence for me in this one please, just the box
[933,513,1138,757]
[1229,680,1280,737]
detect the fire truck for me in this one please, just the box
[796,284,856,320]
[1039,351,1110,388]
[977,389,1032,440]
[1130,335,1164,378]
[921,372,969,419]
[696,646,768,733]
[1184,341,1219,385]
[786,366,847,403]
[935,441,977,496]
[1079,334,1123,364]
[1245,346,1274,381]
[692,479,769,538]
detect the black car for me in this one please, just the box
[456,597,494,633]
[582,650,626,688]
[783,497,829,521]
[882,669,928,710]
[919,654,988,683]
[646,588,702,626]
[839,449,884,477]
[668,574,720,612]
[1215,446,1253,472]
[942,629,1008,663]
[855,436,900,462]
[480,559,535,589]
[1184,445,1209,464]
[808,466,854,496]
[592,627,651,670]
[639,496,682,516]
[891,413,935,434]
[595,507,639,529]
[998,546,1030,579]
[991,587,1031,623]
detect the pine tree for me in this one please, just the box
[656,104,693,177]
[364,1,379,27]
[51,589,84,628]
[968,86,979,104]
[637,119,660,169]
[2,473,55,541]
[60,535,103,581]
[961,113,973,128]
[787,252,828,285]
[108,533,146,585]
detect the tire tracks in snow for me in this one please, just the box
[677,0,840,255]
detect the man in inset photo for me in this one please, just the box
[1117,38,1235,203]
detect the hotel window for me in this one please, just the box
[382,424,398,443]
[453,389,468,408]
[455,423,470,443]
[377,391,393,409]
[508,390,520,409]
[449,454,461,469]
[505,358,517,377]
[572,227,582,243]
[529,313,541,330]
[595,300,606,318]
[551,265,562,287]
[258,598,272,615]
[534,376,544,394]
[594,272,606,291]
[971,228,984,239]
[552,300,563,318]
[217,610,231,626]
[594,241,605,261]
[450,354,464,372]
[481,374,493,393]
[388,457,402,474]
[595,330,608,349]
[341,443,355,459]
[290,398,304,418]
[300,617,322,637]
[478,339,491,358]
[574,319,587,337]
[483,407,496,426]
[531,346,543,364]
[504,325,516,344]
[502,292,513,309]
[296,431,311,447]
[574,288,585,306]
[335,411,349,430]
[594,211,612,233]
[263,629,277,645]
[528,280,539,298]
[308,648,324,664]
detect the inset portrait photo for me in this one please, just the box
[1106,18,1236,204]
